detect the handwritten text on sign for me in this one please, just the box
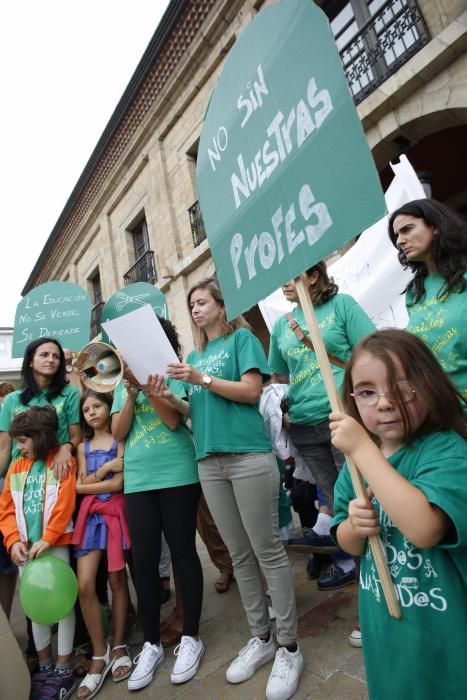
[196,0,386,319]
[13,281,92,357]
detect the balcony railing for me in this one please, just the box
[339,0,430,105]
[90,301,105,339]
[123,250,157,286]
[188,200,207,247]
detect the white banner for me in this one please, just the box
[259,155,425,330]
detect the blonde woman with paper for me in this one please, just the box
[163,275,303,700]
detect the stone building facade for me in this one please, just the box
[23,0,467,355]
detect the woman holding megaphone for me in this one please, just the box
[111,317,204,692]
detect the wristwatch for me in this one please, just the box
[201,375,212,389]
[65,364,73,374]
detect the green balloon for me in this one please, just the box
[19,555,78,625]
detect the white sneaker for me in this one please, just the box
[226,635,276,683]
[348,624,362,648]
[128,641,164,691]
[170,635,204,684]
[266,646,304,700]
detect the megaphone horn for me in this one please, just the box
[76,342,124,393]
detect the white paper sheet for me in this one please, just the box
[101,305,178,384]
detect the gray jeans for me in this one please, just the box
[199,452,297,645]
[289,420,345,512]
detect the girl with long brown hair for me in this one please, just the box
[330,328,467,700]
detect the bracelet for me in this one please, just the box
[63,441,77,456]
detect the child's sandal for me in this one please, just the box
[73,642,92,678]
[77,644,113,700]
[111,644,132,682]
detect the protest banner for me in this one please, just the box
[331,155,425,328]
[197,0,386,320]
[100,282,168,345]
[12,281,91,358]
[196,0,400,617]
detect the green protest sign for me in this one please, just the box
[100,282,168,345]
[196,0,386,320]
[13,281,92,358]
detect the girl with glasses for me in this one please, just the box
[330,328,467,700]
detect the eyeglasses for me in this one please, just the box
[351,380,416,407]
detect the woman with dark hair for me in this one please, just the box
[388,198,467,401]
[0,339,81,476]
[269,262,375,591]
[163,275,303,700]
[111,317,204,693]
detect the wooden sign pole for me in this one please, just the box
[295,275,401,619]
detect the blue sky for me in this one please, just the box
[0,0,170,326]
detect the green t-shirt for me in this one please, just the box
[406,272,467,400]
[332,431,467,700]
[268,294,375,425]
[0,385,80,465]
[23,460,46,545]
[186,328,272,461]
[111,380,199,494]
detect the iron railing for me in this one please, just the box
[90,301,105,339]
[123,250,157,286]
[338,0,430,105]
[188,200,207,247]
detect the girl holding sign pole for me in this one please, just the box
[268,262,375,591]
[330,328,467,700]
[161,275,303,700]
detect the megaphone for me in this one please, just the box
[76,342,124,393]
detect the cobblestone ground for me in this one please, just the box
[10,533,367,699]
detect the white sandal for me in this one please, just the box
[77,644,113,700]
[111,644,132,682]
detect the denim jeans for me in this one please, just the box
[289,420,345,512]
[199,452,297,645]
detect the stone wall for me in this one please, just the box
[25,1,467,355]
